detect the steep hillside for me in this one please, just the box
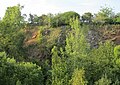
[22,25,120,60]
[22,26,67,61]
[87,25,120,48]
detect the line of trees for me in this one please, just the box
[24,6,120,27]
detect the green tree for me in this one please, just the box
[94,6,114,24]
[51,46,68,85]
[114,13,120,23]
[70,68,87,85]
[114,45,120,69]
[0,5,25,58]
[28,13,34,25]
[114,45,120,58]
[0,52,43,85]
[2,4,23,29]
[86,41,114,84]
[39,14,51,26]
[95,74,111,85]
[65,17,89,84]
[28,14,41,26]
[81,12,93,23]
[66,17,89,68]
[51,11,80,27]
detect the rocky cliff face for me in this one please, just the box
[87,25,120,48]
[87,29,102,48]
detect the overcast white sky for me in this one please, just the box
[0,0,120,18]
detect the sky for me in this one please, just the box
[0,0,120,18]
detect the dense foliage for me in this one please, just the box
[0,52,43,85]
[1,5,120,85]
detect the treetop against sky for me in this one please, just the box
[0,0,119,17]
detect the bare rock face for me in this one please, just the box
[100,25,120,45]
[87,25,120,48]
[87,29,102,48]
